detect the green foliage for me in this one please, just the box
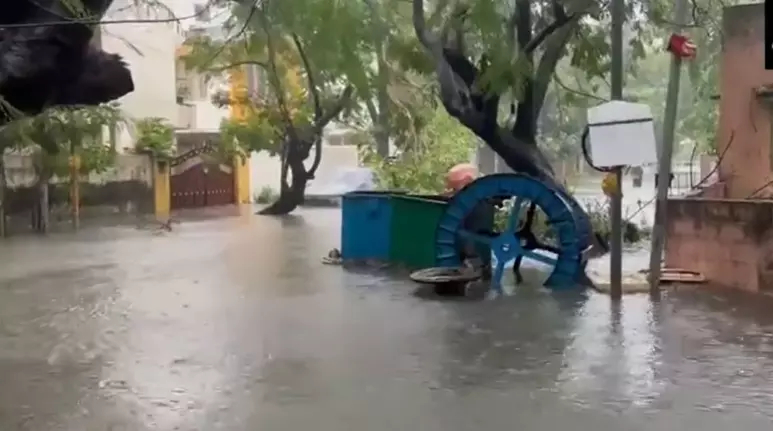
[0,103,125,175]
[218,98,303,156]
[134,117,175,158]
[179,0,431,150]
[530,0,734,164]
[183,0,350,159]
[186,0,727,178]
[363,107,477,194]
[254,185,278,204]
[46,142,115,178]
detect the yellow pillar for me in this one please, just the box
[154,160,171,221]
[229,67,251,204]
[233,155,251,204]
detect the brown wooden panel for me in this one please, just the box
[170,163,235,210]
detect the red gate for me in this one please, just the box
[170,163,235,210]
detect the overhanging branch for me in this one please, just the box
[259,7,297,139]
[315,86,354,130]
[306,86,354,177]
[291,33,322,122]
[523,0,573,53]
[206,60,268,72]
[411,0,490,137]
[512,0,589,139]
[531,15,582,119]
[412,0,434,48]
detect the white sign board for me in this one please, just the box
[586,101,658,167]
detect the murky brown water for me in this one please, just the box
[1,208,772,430]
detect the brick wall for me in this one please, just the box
[665,198,773,293]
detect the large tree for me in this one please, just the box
[184,0,372,214]
[0,103,125,233]
[410,0,623,190]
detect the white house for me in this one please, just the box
[171,15,361,199]
[97,1,183,152]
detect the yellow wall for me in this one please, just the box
[229,67,251,203]
[154,160,171,220]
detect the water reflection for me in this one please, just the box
[3,210,773,429]
[435,288,585,392]
[558,295,665,409]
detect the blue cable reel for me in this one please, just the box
[433,173,593,294]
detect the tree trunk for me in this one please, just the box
[257,151,308,215]
[0,154,6,239]
[374,48,390,157]
[36,174,49,234]
[374,104,390,157]
[365,0,391,158]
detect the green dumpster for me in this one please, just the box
[389,195,449,269]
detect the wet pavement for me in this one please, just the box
[1,208,773,430]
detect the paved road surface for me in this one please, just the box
[0,208,772,430]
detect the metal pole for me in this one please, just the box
[648,0,690,294]
[609,0,624,299]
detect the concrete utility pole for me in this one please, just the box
[608,0,624,299]
[648,0,691,294]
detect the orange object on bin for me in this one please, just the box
[445,163,478,194]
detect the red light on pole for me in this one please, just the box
[667,34,697,59]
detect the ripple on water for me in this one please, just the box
[2,211,773,429]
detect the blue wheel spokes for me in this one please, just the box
[458,229,492,246]
[522,250,557,266]
[506,197,526,233]
[433,173,585,290]
[491,260,505,294]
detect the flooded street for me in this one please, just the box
[1,208,773,430]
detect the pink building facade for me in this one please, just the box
[665,3,773,294]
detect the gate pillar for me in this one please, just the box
[233,155,251,204]
[154,159,171,221]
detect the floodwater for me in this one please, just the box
[1,208,773,430]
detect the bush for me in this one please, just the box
[254,186,278,204]
[362,108,476,194]
[134,117,174,158]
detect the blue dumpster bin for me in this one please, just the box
[341,191,399,261]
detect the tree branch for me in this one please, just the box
[522,0,573,53]
[512,0,589,139]
[553,73,607,102]
[206,60,267,72]
[531,15,582,121]
[315,85,354,130]
[412,0,489,138]
[412,0,434,47]
[291,33,322,121]
[258,6,297,138]
[512,0,534,139]
[427,0,453,29]
[307,136,323,177]
[363,97,379,127]
[306,86,354,177]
